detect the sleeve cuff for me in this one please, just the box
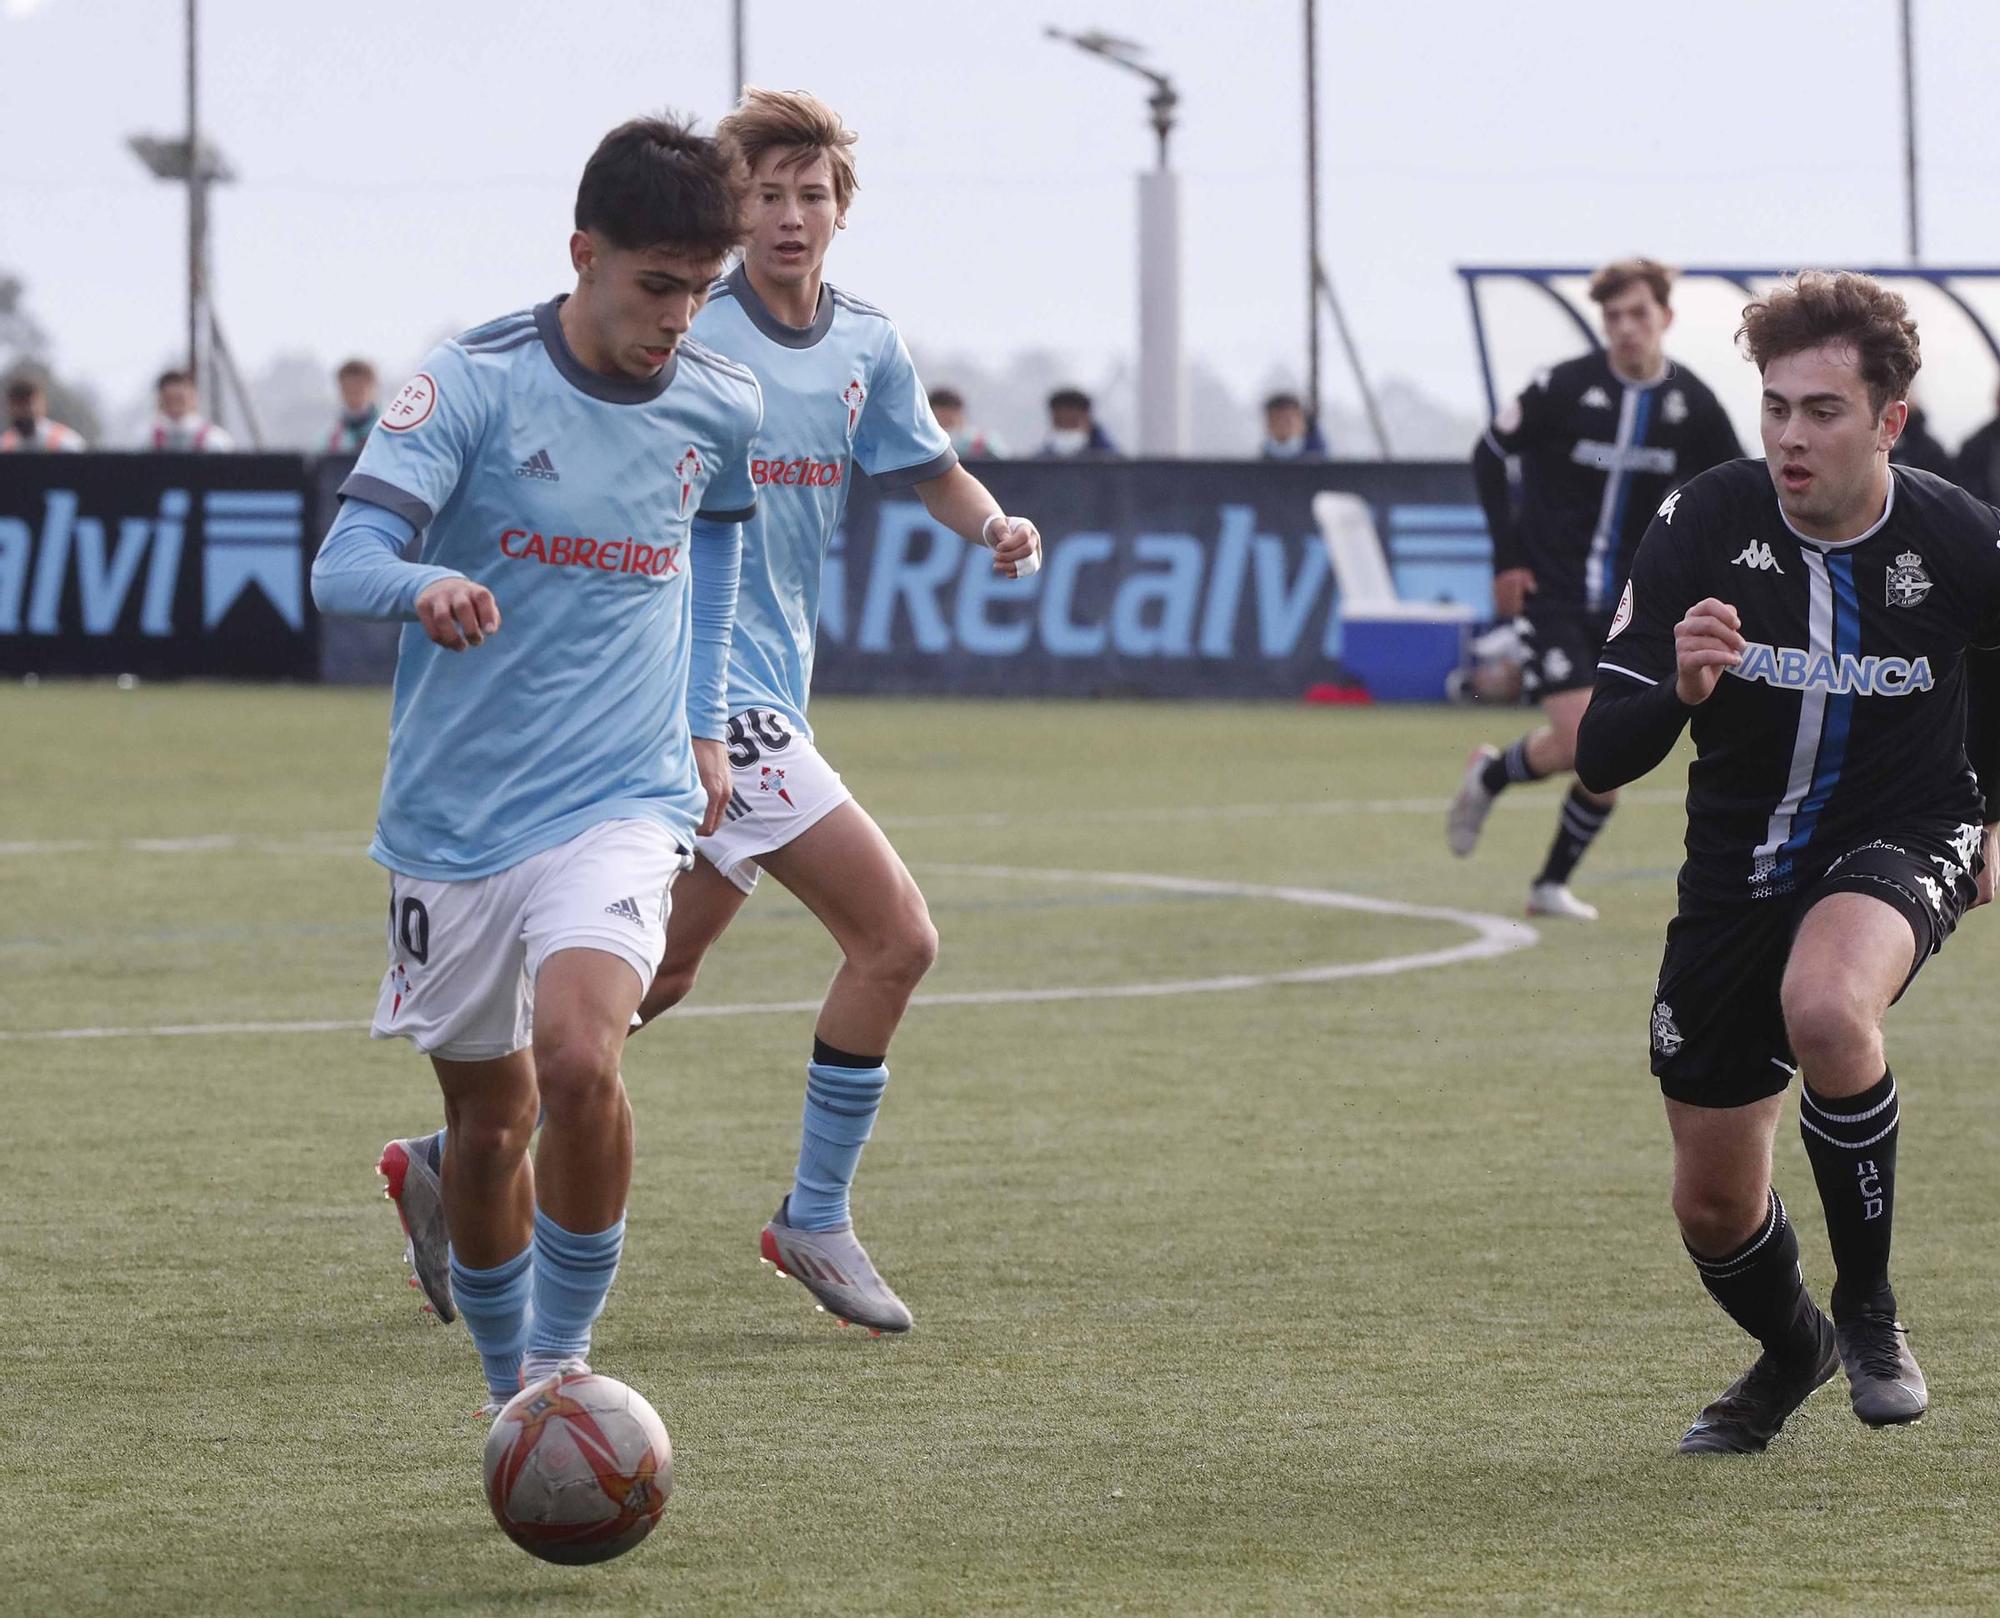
[339,473,435,532]
[866,445,959,490]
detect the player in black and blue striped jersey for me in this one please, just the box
[1577,270,2000,1454]
[1450,259,1741,919]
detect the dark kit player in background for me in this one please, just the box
[1577,271,2000,1455]
[1450,258,1742,919]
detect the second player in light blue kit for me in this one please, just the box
[321,114,760,1410]
[631,88,1044,1333]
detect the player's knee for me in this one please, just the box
[446,1095,539,1166]
[533,1030,624,1117]
[1672,1181,1768,1257]
[878,911,939,991]
[1781,981,1878,1074]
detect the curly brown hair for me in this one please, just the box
[1588,257,1675,309]
[1737,270,1920,417]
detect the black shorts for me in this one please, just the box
[1648,825,1982,1108]
[1520,604,1612,697]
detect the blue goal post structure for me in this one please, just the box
[1456,265,2000,455]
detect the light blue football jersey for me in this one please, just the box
[337,297,762,880]
[691,266,954,733]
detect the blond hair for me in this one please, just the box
[717,86,859,210]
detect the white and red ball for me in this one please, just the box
[482,1370,673,1564]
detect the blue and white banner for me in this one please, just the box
[0,455,317,678]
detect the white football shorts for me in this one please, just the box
[372,817,692,1061]
[695,707,853,894]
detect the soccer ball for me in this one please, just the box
[482,1369,673,1564]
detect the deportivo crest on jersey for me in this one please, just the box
[675,445,703,518]
[1608,578,1634,640]
[1731,540,1785,573]
[842,377,867,441]
[1651,1000,1683,1058]
[1663,389,1688,425]
[1887,550,1932,607]
[1657,489,1683,525]
[1580,386,1612,410]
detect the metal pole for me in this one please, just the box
[731,0,745,96]
[186,0,201,390]
[1304,0,1322,429]
[1900,0,1920,263]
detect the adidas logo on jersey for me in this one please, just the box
[514,448,559,481]
[603,897,645,925]
[1731,540,1785,573]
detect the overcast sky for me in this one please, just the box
[7,0,2000,435]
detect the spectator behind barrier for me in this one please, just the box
[1956,385,2000,506]
[1259,391,1328,460]
[328,358,380,453]
[1039,386,1119,459]
[148,368,233,452]
[0,373,86,452]
[1889,398,1953,478]
[928,386,1004,459]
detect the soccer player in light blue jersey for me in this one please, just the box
[315,114,761,1412]
[630,88,1043,1334]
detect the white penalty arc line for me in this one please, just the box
[0,865,1537,1043]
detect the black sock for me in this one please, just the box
[1800,1070,1899,1322]
[1479,734,1546,796]
[1686,1189,1822,1359]
[813,1036,886,1070]
[1535,784,1613,885]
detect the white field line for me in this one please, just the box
[0,864,1537,1043]
[0,784,1683,858]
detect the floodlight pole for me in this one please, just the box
[731,0,745,98]
[1303,0,1322,430]
[186,0,204,396]
[1045,27,1185,455]
[1899,0,1920,263]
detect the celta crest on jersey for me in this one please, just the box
[1731,539,1785,573]
[675,445,703,518]
[841,378,867,442]
[1730,641,1935,697]
[1886,551,1932,607]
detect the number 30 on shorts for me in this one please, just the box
[390,893,430,964]
[725,709,794,768]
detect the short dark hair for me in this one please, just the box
[336,357,376,382]
[575,113,745,257]
[1048,387,1092,414]
[157,368,194,391]
[1738,270,1921,418]
[1263,391,1304,414]
[6,373,42,408]
[928,386,964,412]
[1589,257,1675,310]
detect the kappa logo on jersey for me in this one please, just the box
[1730,641,1935,696]
[1651,1000,1684,1058]
[841,378,867,441]
[381,373,437,433]
[1580,386,1612,410]
[1914,872,1945,913]
[514,448,559,482]
[757,765,794,806]
[1886,550,1932,607]
[1657,489,1683,525]
[1950,821,1981,869]
[1663,389,1688,425]
[1731,540,1785,573]
[674,445,703,518]
[1608,578,1635,640]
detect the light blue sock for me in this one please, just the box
[524,1209,624,1368]
[789,1060,889,1231]
[449,1245,534,1402]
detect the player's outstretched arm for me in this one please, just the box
[913,464,1042,580]
[312,497,493,650]
[1471,431,1532,614]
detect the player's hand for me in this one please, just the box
[982,513,1042,580]
[1673,597,1745,706]
[1975,823,2000,909]
[691,737,730,838]
[1493,567,1535,619]
[415,577,500,651]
